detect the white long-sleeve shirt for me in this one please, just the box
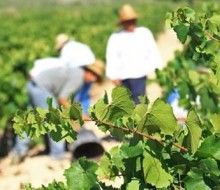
[106,27,162,80]
[60,40,95,68]
[30,57,83,99]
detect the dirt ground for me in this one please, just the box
[0,29,182,190]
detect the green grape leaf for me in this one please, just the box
[184,169,211,190]
[13,112,29,138]
[46,108,61,125]
[110,87,135,120]
[210,114,220,134]
[94,102,109,122]
[133,103,149,130]
[64,158,99,190]
[138,96,149,105]
[209,15,220,26]
[36,107,48,119]
[174,23,189,43]
[96,147,125,182]
[134,103,148,118]
[91,87,134,122]
[109,146,125,170]
[13,107,77,143]
[47,97,53,109]
[188,70,200,85]
[96,153,114,181]
[120,142,143,158]
[91,95,109,121]
[196,135,220,160]
[145,99,178,135]
[185,110,202,154]
[143,152,173,188]
[199,158,220,176]
[69,102,83,126]
[126,179,140,190]
[181,7,195,21]
[199,88,217,113]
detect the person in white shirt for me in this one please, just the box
[55,33,95,68]
[106,4,162,103]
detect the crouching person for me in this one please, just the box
[12,57,105,162]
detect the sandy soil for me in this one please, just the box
[0,28,182,190]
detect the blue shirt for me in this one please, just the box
[74,83,92,114]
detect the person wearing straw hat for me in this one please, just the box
[106,4,162,104]
[74,59,105,115]
[55,33,95,68]
[11,57,105,163]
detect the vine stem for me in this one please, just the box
[83,118,188,152]
[205,31,220,42]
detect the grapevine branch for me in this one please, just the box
[19,109,188,152]
[83,118,188,152]
[205,31,220,42]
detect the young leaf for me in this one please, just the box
[110,87,135,120]
[185,110,202,154]
[174,23,189,43]
[111,87,134,114]
[184,169,211,190]
[126,179,140,190]
[188,70,200,85]
[199,89,217,113]
[92,98,109,121]
[91,86,134,123]
[143,151,173,188]
[210,114,220,134]
[47,97,53,109]
[183,7,195,21]
[196,135,220,160]
[120,142,143,159]
[64,158,99,190]
[145,99,178,135]
[133,103,148,130]
[209,15,220,26]
[109,146,125,171]
[69,102,83,126]
[96,153,114,181]
[199,158,220,176]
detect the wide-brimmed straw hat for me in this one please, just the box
[84,59,105,81]
[55,33,69,51]
[119,4,138,24]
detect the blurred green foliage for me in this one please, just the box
[0,0,187,130]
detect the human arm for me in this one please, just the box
[111,80,122,86]
[58,98,69,108]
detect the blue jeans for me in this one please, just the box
[13,81,65,159]
[122,76,146,104]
